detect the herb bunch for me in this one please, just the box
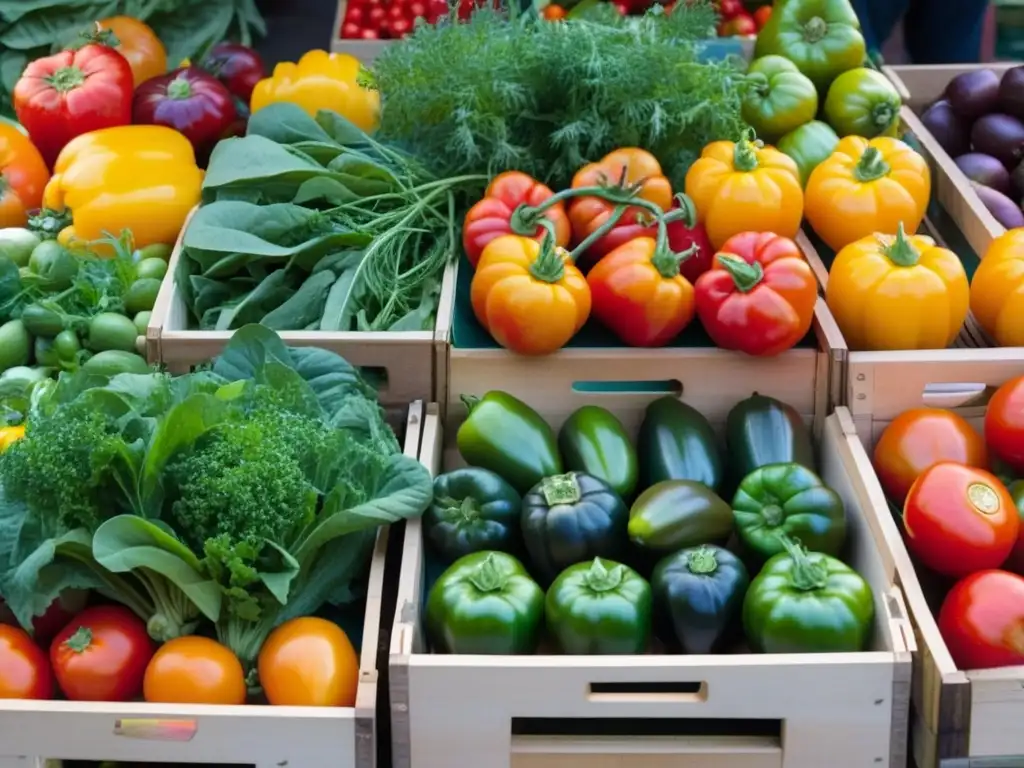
[372,1,749,190]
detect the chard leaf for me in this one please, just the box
[276,529,375,625]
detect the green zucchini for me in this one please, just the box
[558,405,638,501]
[637,396,723,493]
[726,393,816,480]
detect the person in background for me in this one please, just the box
[850,0,990,64]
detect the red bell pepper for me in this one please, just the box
[694,231,817,356]
[13,44,133,168]
[462,171,571,268]
[133,67,239,163]
[200,43,267,104]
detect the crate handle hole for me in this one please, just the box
[571,380,683,397]
[588,681,707,703]
[921,382,989,409]
[360,366,390,392]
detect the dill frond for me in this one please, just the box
[372,1,749,189]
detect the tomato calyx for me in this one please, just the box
[802,16,829,43]
[68,22,120,51]
[718,253,765,292]
[28,208,72,238]
[650,218,699,279]
[528,226,569,284]
[582,558,624,593]
[63,626,94,653]
[45,66,86,93]
[781,537,829,591]
[882,223,920,267]
[467,553,508,593]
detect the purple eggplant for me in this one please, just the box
[999,66,1024,121]
[972,182,1024,228]
[921,100,971,157]
[946,69,1001,119]
[971,113,1024,169]
[955,153,1012,195]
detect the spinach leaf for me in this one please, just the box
[260,270,336,331]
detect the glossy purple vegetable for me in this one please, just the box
[972,182,1024,228]
[971,114,1024,169]
[946,69,1001,119]
[920,100,970,157]
[1012,161,1024,199]
[955,153,1012,195]
[999,66,1024,121]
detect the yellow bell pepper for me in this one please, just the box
[971,228,1024,346]
[826,223,969,351]
[42,126,203,252]
[805,136,931,253]
[0,424,25,453]
[250,50,380,133]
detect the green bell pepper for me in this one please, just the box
[559,405,638,501]
[456,391,562,494]
[426,468,523,563]
[742,55,819,145]
[754,0,866,94]
[545,558,652,655]
[743,538,874,653]
[732,462,847,562]
[522,472,628,583]
[426,551,544,654]
[824,67,901,138]
[651,545,749,654]
[777,120,840,188]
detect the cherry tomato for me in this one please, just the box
[904,463,1019,578]
[542,4,567,19]
[342,22,363,38]
[50,605,153,702]
[716,0,744,18]
[614,2,629,13]
[718,13,757,36]
[985,376,1024,473]
[387,4,406,20]
[873,408,988,504]
[939,570,1024,669]
[258,618,359,707]
[143,636,246,705]
[0,625,52,699]
[346,6,365,23]
[360,28,380,39]
[409,1,427,17]
[390,17,413,36]
[753,4,772,28]
[368,5,387,24]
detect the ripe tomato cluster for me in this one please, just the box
[340,0,498,40]
[872,375,1024,671]
[715,0,770,38]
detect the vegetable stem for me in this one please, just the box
[733,135,761,172]
[529,225,568,284]
[717,254,764,292]
[687,546,718,575]
[540,473,582,506]
[468,553,508,593]
[780,536,829,591]
[853,147,891,182]
[583,558,624,592]
[802,16,828,43]
[882,223,920,267]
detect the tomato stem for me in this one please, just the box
[687,546,718,575]
[651,217,698,278]
[583,558,624,592]
[167,76,193,100]
[802,16,828,43]
[717,253,764,292]
[468,553,508,593]
[45,66,86,94]
[882,222,920,267]
[64,626,93,653]
[541,472,582,506]
[733,133,761,172]
[529,222,568,283]
[779,536,829,591]
[853,146,891,182]
[69,22,121,51]
[568,205,627,261]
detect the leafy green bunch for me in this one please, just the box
[371,0,749,190]
[0,325,433,664]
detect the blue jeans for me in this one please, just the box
[850,0,989,63]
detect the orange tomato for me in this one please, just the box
[98,17,168,87]
[0,123,49,228]
[143,636,246,705]
[258,617,359,707]
[542,4,567,19]
[873,408,988,504]
[470,235,591,355]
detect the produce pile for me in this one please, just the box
[0,325,433,704]
[920,66,1024,230]
[870,375,1024,671]
[425,392,875,656]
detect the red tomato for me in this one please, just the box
[938,570,1024,669]
[144,636,246,705]
[904,463,1019,578]
[409,1,427,17]
[0,625,51,699]
[387,4,406,20]
[50,605,154,702]
[718,13,757,36]
[390,17,413,36]
[342,21,363,37]
[258,618,359,707]
[360,28,380,39]
[346,6,365,22]
[873,408,988,504]
[753,4,772,28]
[985,376,1024,473]
[716,0,744,18]
[368,5,387,24]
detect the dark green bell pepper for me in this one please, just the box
[732,462,847,562]
[545,558,652,655]
[823,67,901,138]
[426,468,522,563]
[426,551,544,654]
[558,405,638,501]
[628,480,733,553]
[741,55,819,144]
[456,391,562,494]
[754,0,866,94]
[777,120,840,187]
[743,539,874,653]
[651,545,749,654]
[522,472,628,583]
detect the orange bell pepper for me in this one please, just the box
[0,122,49,228]
[971,228,1024,347]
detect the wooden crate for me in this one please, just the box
[389,382,915,768]
[147,214,453,408]
[0,402,426,768]
[882,63,1019,260]
[837,358,1024,767]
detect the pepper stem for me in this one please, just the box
[717,254,764,292]
[468,553,507,593]
[687,546,718,575]
[540,473,582,506]
[45,66,86,93]
[873,104,896,131]
[529,222,567,284]
[733,134,761,172]
[167,76,193,100]
[438,496,480,523]
[583,558,625,592]
[882,223,919,267]
[803,16,828,42]
[746,71,771,98]
[853,146,891,183]
[762,504,785,527]
[651,242,699,279]
[460,394,481,415]
[779,536,829,592]
[63,626,92,653]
